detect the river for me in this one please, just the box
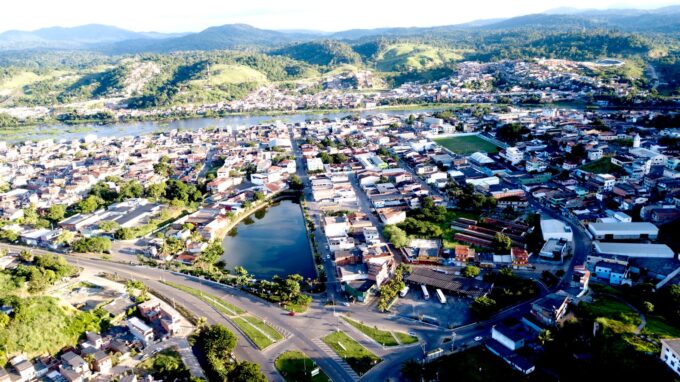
[220,199,316,280]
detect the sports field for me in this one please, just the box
[433,135,500,155]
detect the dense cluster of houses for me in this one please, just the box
[0,291,182,382]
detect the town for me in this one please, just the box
[1,81,680,382]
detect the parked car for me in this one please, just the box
[474,336,483,342]
[288,311,296,316]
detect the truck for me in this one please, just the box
[435,288,447,304]
[399,286,410,297]
[421,284,430,300]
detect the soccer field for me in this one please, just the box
[433,135,500,155]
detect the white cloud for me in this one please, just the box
[0,0,677,32]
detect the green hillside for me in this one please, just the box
[375,43,464,72]
[272,40,362,66]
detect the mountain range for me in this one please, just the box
[1,5,679,53]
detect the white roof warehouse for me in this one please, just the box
[587,222,659,240]
[593,242,675,259]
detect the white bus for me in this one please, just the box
[435,288,447,304]
[399,286,410,297]
[421,285,430,300]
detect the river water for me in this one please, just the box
[220,200,316,280]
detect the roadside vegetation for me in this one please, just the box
[322,331,381,376]
[190,324,267,382]
[275,350,329,382]
[342,316,417,346]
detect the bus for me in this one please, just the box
[421,285,430,300]
[399,286,410,298]
[435,288,447,304]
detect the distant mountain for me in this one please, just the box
[1,5,680,54]
[106,24,302,54]
[0,24,176,51]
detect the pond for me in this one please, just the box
[220,199,316,280]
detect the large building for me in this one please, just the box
[540,219,573,242]
[587,222,659,240]
[593,242,675,259]
[661,338,680,376]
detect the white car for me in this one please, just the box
[474,336,483,342]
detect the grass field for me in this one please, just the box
[433,135,500,155]
[580,157,624,174]
[232,317,276,349]
[160,281,245,315]
[423,347,519,381]
[323,331,381,375]
[190,64,268,86]
[242,315,284,341]
[342,316,417,346]
[275,350,330,382]
[376,43,464,72]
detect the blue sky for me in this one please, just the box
[1,0,678,33]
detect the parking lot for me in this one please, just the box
[392,288,472,328]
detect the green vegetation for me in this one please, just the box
[0,296,109,364]
[375,43,463,72]
[342,317,398,346]
[72,236,112,253]
[231,316,282,350]
[394,331,419,345]
[383,225,409,248]
[191,324,267,382]
[322,331,381,376]
[273,40,362,66]
[461,265,481,278]
[137,348,190,381]
[433,135,500,155]
[160,280,245,315]
[342,316,417,346]
[377,264,409,312]
[401,347,518,382]
[580,157,624,174]
[275,350,329,382]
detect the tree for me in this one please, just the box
[201,324,237,358]
[491,233,512,253]
[200,242,224,264]
[253,191,265,201]
[146,182,167,200]
[72,237,111,253]
[289,175,303,190]
[461,265,481,278]
[384,225,410,248]
[56,230,75,245]
[0,312,9,329]
[98,220,120,233]
[538,329,554,346]
[77,195,105,214]
[643,301,655,314]
[46,204,66,223]
[471,296,497,316]
[229,361,267,382]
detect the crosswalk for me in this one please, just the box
[311,337,360,381]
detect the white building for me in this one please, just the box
[540,219,573,242]
[306,157,325,172]
[324,216,350,238]
[587,222,659,240]
[661,338,680,376]
[127,317,154,345]
[501,147,524,165]
[593,242,675,259]
[492,325,525,351]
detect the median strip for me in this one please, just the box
[160,280,245,316]
[322,331,381,376]
[342,316,417,346]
